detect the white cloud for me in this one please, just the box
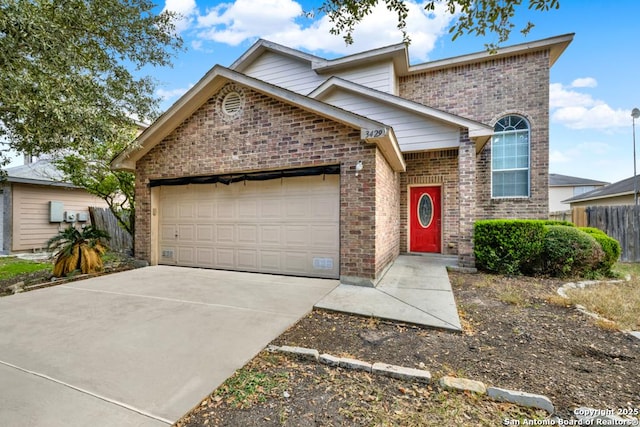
[164,0,198,33]
[187,0,456,62]
[571,77,597,88]
[549,149,570,163]
[552,104,630,130]
[550,82,629,130]
[156,85,194,102]
[550,142,612,167]
[196,0,304,46]
[191,39,203,50]
[549,83,597,109]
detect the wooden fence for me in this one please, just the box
[586,205,640,262]
[549,208,588,226]
[89,207,132,254]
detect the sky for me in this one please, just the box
[10,0,640,185]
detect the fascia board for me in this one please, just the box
[312,43,409,74]
[406,33,574,75]
[562,191,634,204]
[7,177,78,188]
[230,39,322,72]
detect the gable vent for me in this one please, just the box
[222,92,242,115]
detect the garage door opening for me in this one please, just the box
[156,173,340,279]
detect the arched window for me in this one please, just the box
[491,115,530,198]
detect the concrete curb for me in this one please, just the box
[267,345,554,414]
[557,279,640,340]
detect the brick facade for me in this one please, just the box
[375,149,400,275]
[135,84,396,282]
[132,46,555,280]
[398,50,552,264]
[457,131,476,267]
[400,150,459,255]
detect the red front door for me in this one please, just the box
[409,186,441,253]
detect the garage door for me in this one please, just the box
[158,175,339,278]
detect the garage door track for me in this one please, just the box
[0,267,338,426]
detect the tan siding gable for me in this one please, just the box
[321,90,459,151]
[243,51,324,94]
[334,61,395,93]
[12,184,108,251]
[243,52,397,95]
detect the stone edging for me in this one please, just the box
[267,346,640,424]
[267,345,555,414]
[557,278,640,340]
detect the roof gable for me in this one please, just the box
[549,173,609,187]
[230,39,322,73]
[231,39,409,76]
[563,175,637,203]
[4,160,76,188]
[231,34,573,81]
[111,66,405,172]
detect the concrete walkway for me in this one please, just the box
[315,255,462,331]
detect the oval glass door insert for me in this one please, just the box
[417,193,434,228]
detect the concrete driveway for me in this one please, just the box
[0,266,338,426]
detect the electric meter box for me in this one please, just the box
[49,201,64,223]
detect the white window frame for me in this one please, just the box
[491,115,531,198]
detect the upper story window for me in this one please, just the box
[491,115,530,198]
[573,185,596,196]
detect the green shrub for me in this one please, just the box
[579,227,621,275]
[543,220,575,227]
[474,220,547,275]
[543,226,604,278]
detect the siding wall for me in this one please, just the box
[334,61,395,93]
[549,187,574,212]
[11,183,107,251]
[244,53,395,94]
[243,52,325,94]
[321,90,459,151]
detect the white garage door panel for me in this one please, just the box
[159,175,339,278]
[196,225,214,242]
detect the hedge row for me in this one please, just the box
[474,220,621,277]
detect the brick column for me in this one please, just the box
[458,131,476,267]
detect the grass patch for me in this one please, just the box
[554,262,640,331]
[612,262,640,279]
[565,280,640,331]
[213,355,289,409]
[497,285,530,307]
[0,257,51,280]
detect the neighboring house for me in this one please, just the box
[112,34,573,286]
[564,175,639,207]
[1,159,107,253]
[549,173,608,212]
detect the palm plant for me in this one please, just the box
[47,225,110,277]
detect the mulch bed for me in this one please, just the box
[177,272,640,425]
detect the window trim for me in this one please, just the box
[490,115,531,199]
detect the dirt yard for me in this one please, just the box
[176,272,640,426]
